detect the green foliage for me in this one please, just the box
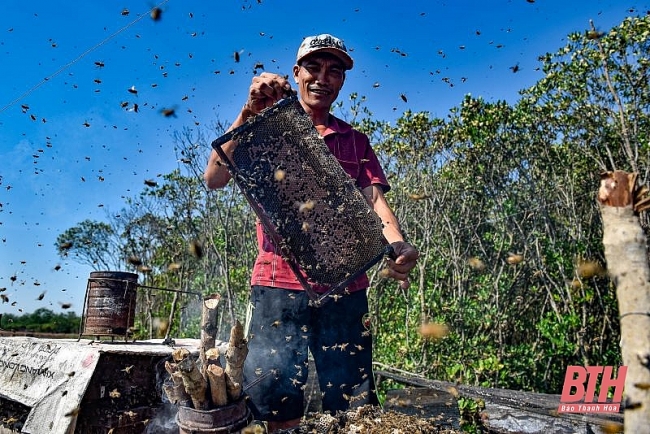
[458,396,487,434]
[1,308,81,334]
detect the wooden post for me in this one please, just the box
[224,321,248,401]
[598,170,650,433]
[201,295,221,373]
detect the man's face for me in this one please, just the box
[293,54,346,113]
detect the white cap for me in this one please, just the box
[296,34,353,70]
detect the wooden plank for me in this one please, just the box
[384,387,461,430]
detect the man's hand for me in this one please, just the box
[386,241,419,289]
[244,73,294,116]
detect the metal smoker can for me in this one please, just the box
[80,271,138,339]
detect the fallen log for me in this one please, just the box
[375,368,623,434]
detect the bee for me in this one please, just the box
[54,264,62,271]
[506,253,524,265]
[408,192,430,200]
[60,241,73,250]
[467,257,486,271]
[121,8,130,16]
[274,169,286,181]
[189,240,203,259]
[161,107,177,118]
[64,407,80,417]
[339,342,349,351]
[94,61,105,68]
[510,63,520,73]
[271,320,281,328]
[234,51,240,63]
[400,94,408,102]
[576,260,605,278]
[586,30,604,40]
[446,386,460,398]
[599,421,624,434]
[94,78,102,84]
[36,291,46,301]
[569,277,584,291]
[127,256,143,266]
[109,388,121,398]
[1,294,8,303]
[144,179,158,187]
[127,85,138,95]
[150,7,162,21]
[298,200,315,213]
[60,302,72,309]
[419,322,450,340]
[301,222,310,232]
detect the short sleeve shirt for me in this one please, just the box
[250,114,389,292]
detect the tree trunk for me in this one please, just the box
[598,170,650,433]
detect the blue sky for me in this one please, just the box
[1,0,648,316]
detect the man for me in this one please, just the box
[204,34,418,433]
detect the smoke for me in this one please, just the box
[145,356,180,433]
[144,402,178,434]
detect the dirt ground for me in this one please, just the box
[252,405,464,434]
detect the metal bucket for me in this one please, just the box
[176,398,252,434]
[80,271,138,339]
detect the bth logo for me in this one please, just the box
[558,366,627,413]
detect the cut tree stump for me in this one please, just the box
[598,170,650,434]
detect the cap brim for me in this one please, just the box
[299,48,353,70]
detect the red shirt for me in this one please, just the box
[250,114,390,292]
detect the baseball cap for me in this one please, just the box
[296,34,354,70]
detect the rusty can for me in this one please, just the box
[176,398,252,433]
[81,271,138,338]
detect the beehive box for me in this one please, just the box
[0,336,200,433]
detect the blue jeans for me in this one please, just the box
[243,285,378,421]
